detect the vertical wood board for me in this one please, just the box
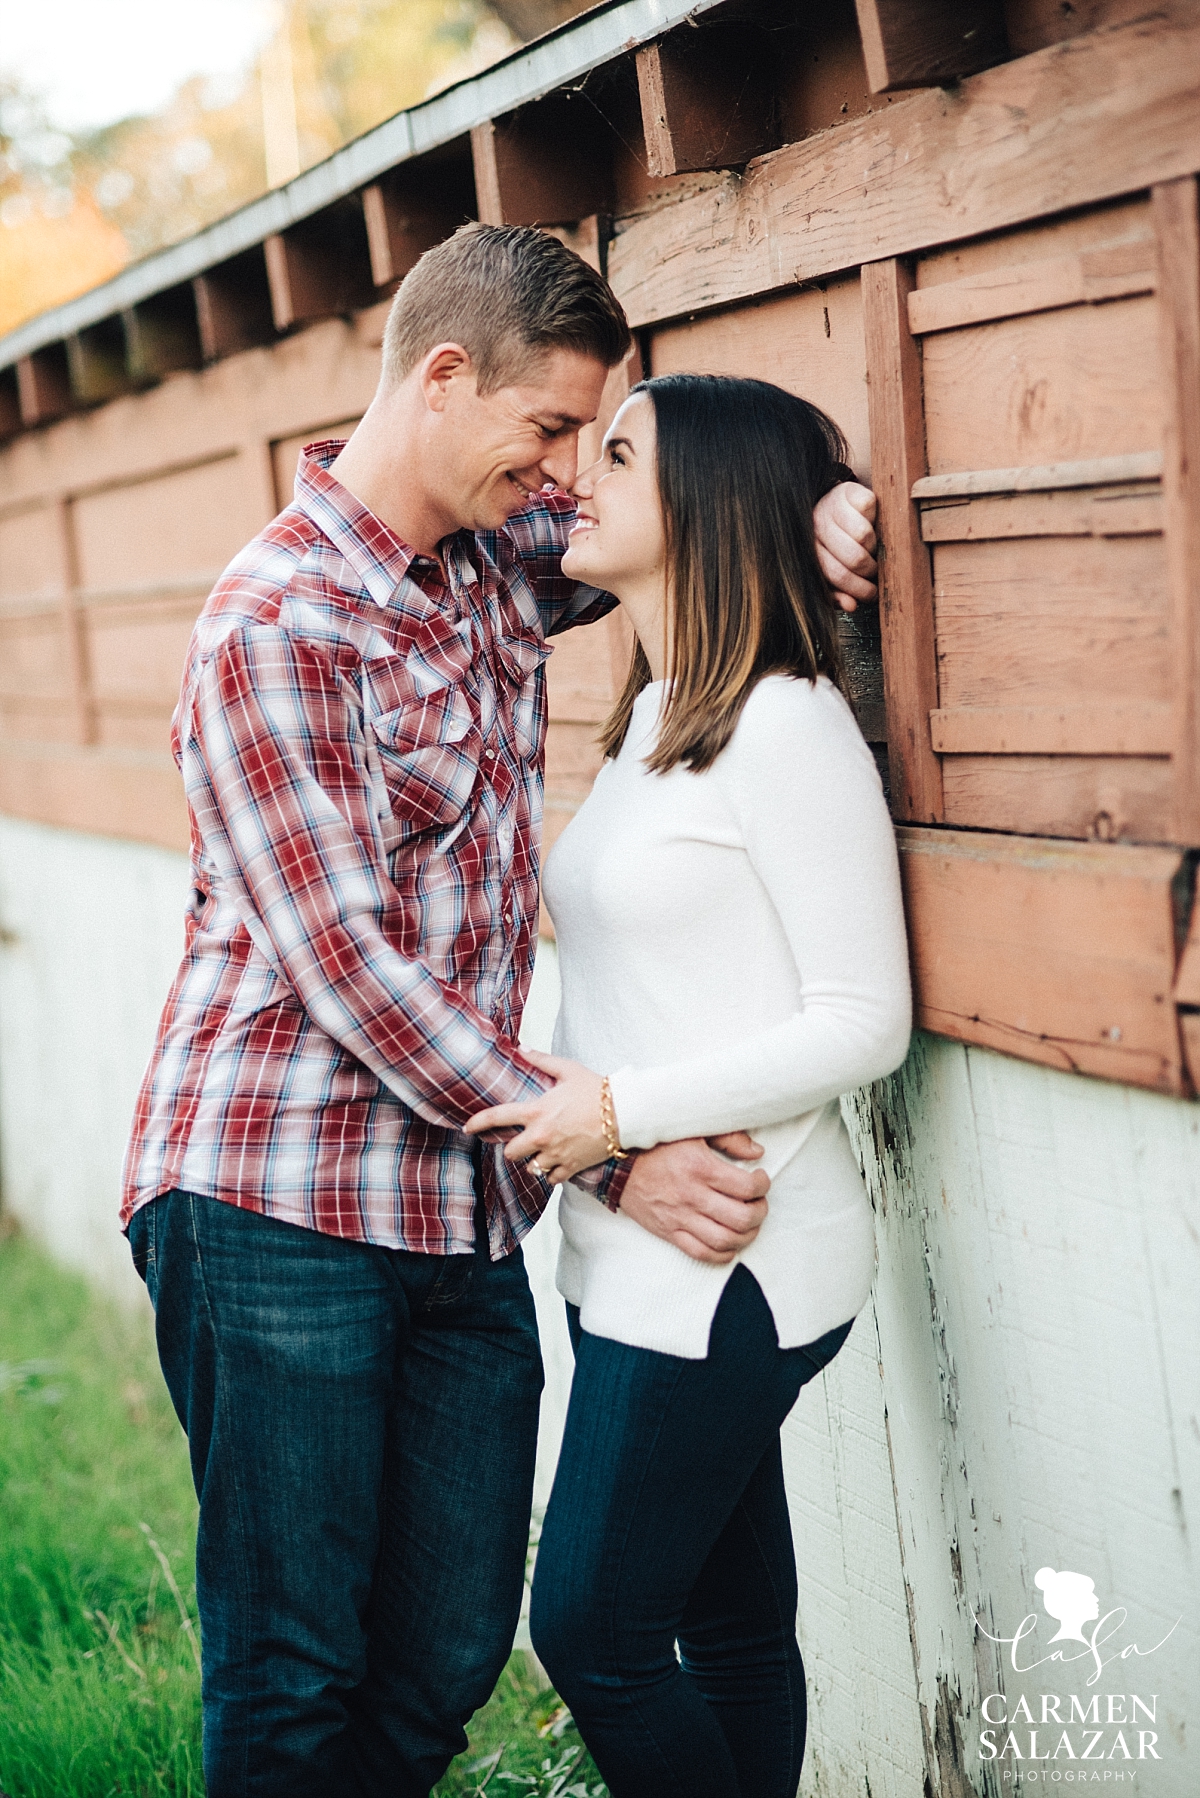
[862,258,944,823]
[1153,176,1200,848]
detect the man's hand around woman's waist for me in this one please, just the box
[464,1052,770,1264]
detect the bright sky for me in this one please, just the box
[0,0,277,131]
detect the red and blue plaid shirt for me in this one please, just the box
[121,442,624,1257]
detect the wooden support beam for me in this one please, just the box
[470,90,614,227]
[862,257,943,823]
[123,284,203,385]
[16,344,73,427]
[1153,176,1200,848]
[899,827,1187,1093]
[361,161,473,289]
[264,200,377,334]
[608,12,1200,331]
[635,28,778,179]
[853,0,1008,93]
[56,498,96,748]
[193,248,277,362]
[66,317,133,407]
[0,366,21,440]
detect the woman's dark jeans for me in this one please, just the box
[530,1266,852,1798]
[128,1187,543,1798]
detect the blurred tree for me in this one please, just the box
[0,0,597,336]
[0,75,127,335]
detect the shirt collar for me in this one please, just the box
[293,440,429,610]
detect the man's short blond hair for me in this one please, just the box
[381,222,631,393]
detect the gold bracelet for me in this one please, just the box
[599,1075,629,1161]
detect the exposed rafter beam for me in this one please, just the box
[0,0,730,373]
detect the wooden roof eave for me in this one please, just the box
[0,0,727,375]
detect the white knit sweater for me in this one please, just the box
[543,673,911,1358]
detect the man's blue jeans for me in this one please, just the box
[530,1266,852,1798]
[128,1186,543,1798]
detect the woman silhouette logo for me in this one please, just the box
[1035,1567,1101,1643]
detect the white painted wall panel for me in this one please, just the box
[845,1037,1200,1795]
[0,815,189,1307]
[2,814,1196,1794]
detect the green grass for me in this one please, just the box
[0,1227,604,1798]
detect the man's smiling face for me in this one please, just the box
[430,345,610,534]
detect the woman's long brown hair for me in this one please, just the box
[599,373,851,774]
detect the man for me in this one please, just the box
[122,224,878,1797]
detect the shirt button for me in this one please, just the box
[483,748,495,762]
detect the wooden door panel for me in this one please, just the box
[649,280,870,475]
[899,825,1185,1092]
[940,753,1172,841]
[0,504,64,604]
[72,454,254,591]
[922,296,1160,475]
[932,535,1170,711]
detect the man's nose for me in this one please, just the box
[538,437,579,493]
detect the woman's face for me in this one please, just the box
[561,393,666,600]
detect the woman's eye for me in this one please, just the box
[609,448,626,467]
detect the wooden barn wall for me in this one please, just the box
[1,4,1199,1792]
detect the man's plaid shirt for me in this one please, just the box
[121,442,625,1258]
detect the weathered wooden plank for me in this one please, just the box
[606,10,1200,329]
[921,298,1160,475]
[919,484,1162,541]
[930,702,1171,756]
[912,450,1162,500]
[940,753,1173,841]
[634,31,778,179]
[1153,175,1200,849]
[853,0,1008,93]
[931,535,1169,710]
[898,825,1186,1091]
[907,237,1155,335]
[862,259,943,823]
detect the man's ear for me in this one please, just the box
[420,342,474,414]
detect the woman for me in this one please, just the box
[466,373,911,1798]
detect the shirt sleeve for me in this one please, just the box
[183,622,550,1130]
[606,679,912,1148]
[500,491,618,635]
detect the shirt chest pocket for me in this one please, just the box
[361,658,481,846]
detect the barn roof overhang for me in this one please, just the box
[0,0,725,370]
[0,0,1017,435]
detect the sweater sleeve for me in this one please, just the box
[606,678,912,1149]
